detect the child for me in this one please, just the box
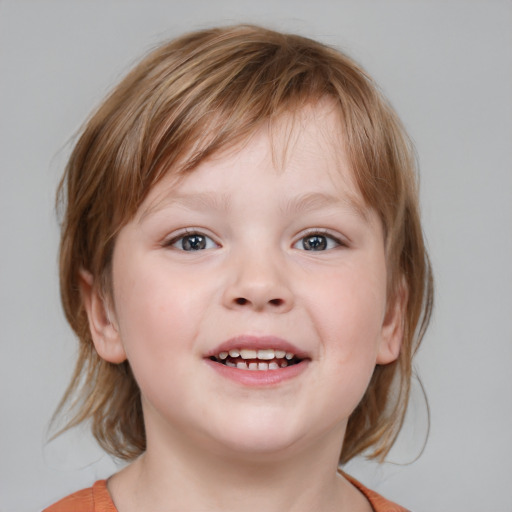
[45,24,433,512]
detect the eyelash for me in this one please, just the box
[165,228,346,252]
[293,229,346,251]
[165,230,218,251]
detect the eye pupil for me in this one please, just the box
[182,234,206,251]
[302,235,327,251]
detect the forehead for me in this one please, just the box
[137,99,368,221]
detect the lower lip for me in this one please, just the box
[204,359,309,386]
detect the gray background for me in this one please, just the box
[1,1,511,511]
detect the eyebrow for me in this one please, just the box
[138,190,369,223]
[138,192,232,223]
[279,191,369,220]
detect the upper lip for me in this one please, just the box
[205,335,310,359]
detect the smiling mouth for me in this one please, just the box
[209,348,303,371]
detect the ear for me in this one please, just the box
[79,269,127,364]
[376,279,408,365]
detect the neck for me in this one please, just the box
[108,424,366,512]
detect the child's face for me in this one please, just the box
[90,100,402,460]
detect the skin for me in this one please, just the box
[81,100,404,512]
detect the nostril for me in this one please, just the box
[234,297,284,307]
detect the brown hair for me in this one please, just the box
[55,24,433,464]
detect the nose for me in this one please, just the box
[221,249,294,313]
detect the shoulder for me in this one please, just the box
[42,480,117,512]
[343,472,410,512]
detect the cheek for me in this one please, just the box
[112,278,200,412]
[114,254,201,332]
[311,264,387,356]
[111,258,202,377]
[303,263,387,411]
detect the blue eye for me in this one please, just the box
[294,232,342,251]
[169,232,217,251]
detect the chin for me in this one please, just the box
[204,411,308,460]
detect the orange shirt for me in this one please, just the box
[43,476,409,512]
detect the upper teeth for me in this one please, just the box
[218,349,294,360]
